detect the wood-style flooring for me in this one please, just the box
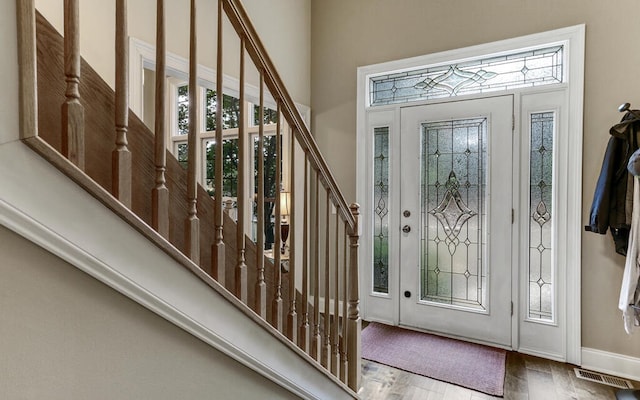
[360,352,640,399]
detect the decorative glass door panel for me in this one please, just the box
[373,127,390,294]
[400,96,513,347]
[421,118,487,311]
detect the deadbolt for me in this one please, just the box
[404,291,411,298]
[403,210,411,218]
[402,225,411,233]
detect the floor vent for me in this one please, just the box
[574,368,634,389]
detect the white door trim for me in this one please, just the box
[356,25,584,364]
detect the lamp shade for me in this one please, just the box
[279,191,290,217]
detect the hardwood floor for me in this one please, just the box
[360,352,640,399]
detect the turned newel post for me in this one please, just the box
[62,0,84,169]
[347,203,361,392]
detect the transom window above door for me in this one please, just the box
[368,44,564,106]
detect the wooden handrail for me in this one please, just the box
[221,0,355,231]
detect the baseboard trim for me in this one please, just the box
[581,347,640,382]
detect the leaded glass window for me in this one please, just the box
[528,112,554,321]
[373,127,390,294]
[421,118,487,311]
[370,45,563,106]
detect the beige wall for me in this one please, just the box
[0,225,299,400]
[310,0,640,358]
[35,0,311,105]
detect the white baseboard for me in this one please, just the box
[581,347,640,382]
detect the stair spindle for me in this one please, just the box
[62,0,84,169]
[113,0,132,208]
[331,211,340,377]
[255,70,267,319]
[234,36,248,303]
[271,102,283,332]
[151,0,169,239]
[212,0,225,281]
[322,188,331,369]
[17,0,38,139]
[299,156,310,353]
[185,0,200,264]
[152,0,169,238]
[341,220,349,384]
[287,127,297,343]
[312,171,321,361]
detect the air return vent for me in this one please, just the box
[574,368,634,389]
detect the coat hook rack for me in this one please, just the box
[618,102,640,119]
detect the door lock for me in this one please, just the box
[403,210,411,218]
[404,291,411,298]
[402,225,411,233]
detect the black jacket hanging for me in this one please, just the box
[585,112,640,256]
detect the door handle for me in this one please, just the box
[402,225,411,233]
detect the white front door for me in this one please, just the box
[399,96,513,347]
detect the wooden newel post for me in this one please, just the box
[62,0,84,169]
[347,203,361,392]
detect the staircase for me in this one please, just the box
[11,0,360,398]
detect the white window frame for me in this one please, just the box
[129,38,306,240]
[166,80,278,191]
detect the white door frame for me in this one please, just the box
[356,25,584,364]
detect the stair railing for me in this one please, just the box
[16,0,361,392]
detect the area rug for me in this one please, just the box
[361,322,506,396]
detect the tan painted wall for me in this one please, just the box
[310,0,640,358]
[0,225,300,400]
[34,0,311,105]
